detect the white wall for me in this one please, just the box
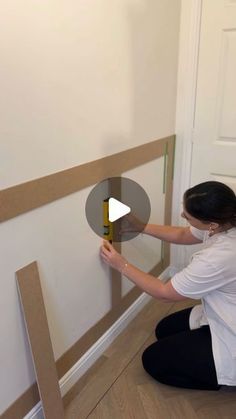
[0,0,181,414]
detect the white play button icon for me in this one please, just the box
[108,197,131,222]
[85,176,151,242]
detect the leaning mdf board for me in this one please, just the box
[16,261,64,419]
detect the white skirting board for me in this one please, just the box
[24,267,172,419]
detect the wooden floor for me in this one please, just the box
[63,299,236,419]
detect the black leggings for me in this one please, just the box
[142,307,221,390]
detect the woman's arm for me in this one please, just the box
[122,214,202,245]
[143,224,202,245]
[100,241,187,302]
[118,262,186,302]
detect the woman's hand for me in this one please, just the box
[100,240,127,272]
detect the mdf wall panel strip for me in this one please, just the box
[1,384,39,419]
[111,244,122,307]
[16,262,64,419]
[0,136,170,223]
[109,177,122,306]
[163,138,175,267]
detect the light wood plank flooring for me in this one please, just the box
[64,299,236,419]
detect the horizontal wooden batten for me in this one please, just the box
[0,136,172,223]
[1,383,39,419]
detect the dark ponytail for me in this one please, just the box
[184,181,236,227]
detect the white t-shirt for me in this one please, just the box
[171,226,236,385]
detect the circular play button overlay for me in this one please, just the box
[85,177,151,242]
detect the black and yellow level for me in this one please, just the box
[103,198,113,242]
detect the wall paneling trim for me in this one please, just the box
[1,135,175,418]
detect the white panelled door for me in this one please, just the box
[191,0,236,193]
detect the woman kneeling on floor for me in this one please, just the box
[100,181,236,391]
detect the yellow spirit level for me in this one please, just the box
[103,198,113,242]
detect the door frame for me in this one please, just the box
[172,0,203,269]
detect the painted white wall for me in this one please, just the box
[0,0,181,414]
[0,0,180,189]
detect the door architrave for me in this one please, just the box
[172,0,203,268]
